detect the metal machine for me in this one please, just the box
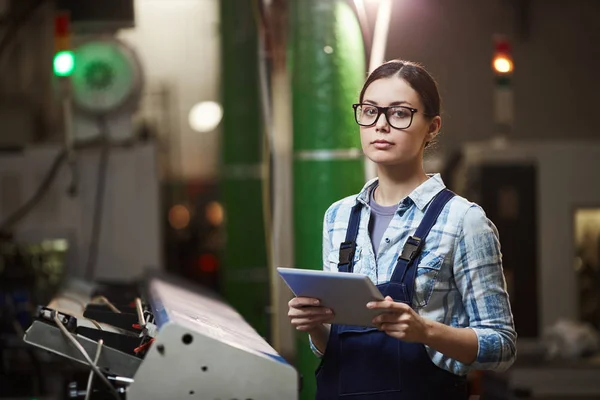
[22,272,298,399]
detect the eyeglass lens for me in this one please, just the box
[355,104,413,129]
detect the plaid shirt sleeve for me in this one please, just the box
[453,204,517,371]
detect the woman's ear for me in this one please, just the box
[426,115,441,144]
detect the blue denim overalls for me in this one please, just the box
[315,189,468,399]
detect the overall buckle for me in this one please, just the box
[338,241,356,265]
[399,236,422,262]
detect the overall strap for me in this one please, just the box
[390,189,455,298]
[337,203,362,273]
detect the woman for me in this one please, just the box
[287,60,517,399]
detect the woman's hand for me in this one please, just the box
[288,297,334,332]
[367,296,431,343]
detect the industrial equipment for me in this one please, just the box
[22,272,298,399]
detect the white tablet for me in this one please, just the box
[277,267,385,327]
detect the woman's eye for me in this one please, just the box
[392,109,409,118]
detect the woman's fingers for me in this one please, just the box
[288,306,332,318]
[288,296,320,308]
[291,314,334,326]
[367,299,411,312]
[287,297,334,330]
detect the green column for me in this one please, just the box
[220,0,269,338]
[290,0,366,398]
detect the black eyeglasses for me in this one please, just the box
[352,103,419,130]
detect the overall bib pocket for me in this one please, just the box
[379,282,409,303]
[337,324,402,395]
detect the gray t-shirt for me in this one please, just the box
[368,186,398,257]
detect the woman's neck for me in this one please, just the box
[374,163,429,207]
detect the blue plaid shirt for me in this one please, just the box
[312,173,517,375]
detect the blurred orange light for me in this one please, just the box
[168,204,190,230]
[493,55,513,74]
[205,201,224,226]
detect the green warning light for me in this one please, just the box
[53,51,75,77]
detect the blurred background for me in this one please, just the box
[0,0,599,399]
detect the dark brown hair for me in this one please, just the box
[359,60,441,118]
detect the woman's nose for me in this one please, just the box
[375,113,390,132]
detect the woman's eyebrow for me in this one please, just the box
[363,99,413,106]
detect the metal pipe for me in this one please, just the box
[290,0,366,398]
[220,0,270,339]
[135,298,145,327]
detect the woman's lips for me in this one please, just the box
[372,140,393,150]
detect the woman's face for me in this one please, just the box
[358,77,440,167]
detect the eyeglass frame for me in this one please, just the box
[352,103,420,130]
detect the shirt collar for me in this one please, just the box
[356,173,446,211]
